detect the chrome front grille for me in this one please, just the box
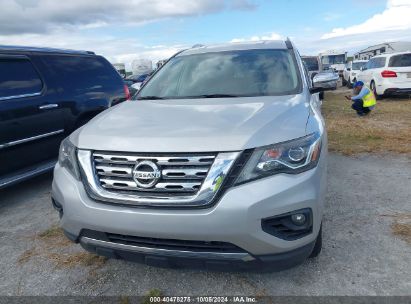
[92,152,216,195]
[78,149,240,207]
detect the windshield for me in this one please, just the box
[321,54,345,65]
[352,62,367,70]
[137,49,301,99]
[302,57,319,71]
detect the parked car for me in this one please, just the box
[125,73,150,91]
[343,60,368,88]
[0,45,129,188]
[52,40,336,271]
[357,52,411,98]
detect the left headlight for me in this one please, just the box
[58,137,80,180]
[235,133,322,185]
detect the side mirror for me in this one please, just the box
[310,72,339,93]
[347,68,351,71]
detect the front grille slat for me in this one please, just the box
[96,165,133,178]
[162,167,209,179]
[93,152,216,196]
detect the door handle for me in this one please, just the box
[39,104,59,110]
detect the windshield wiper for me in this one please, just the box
[190,94,240,98]
[138,96,164,100]
[138,94,241,100]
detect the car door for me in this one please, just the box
[0,54,65,180]
[360,59,374,86]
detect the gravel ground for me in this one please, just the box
[0,153,410,296]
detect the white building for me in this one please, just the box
[131,59,153,76]
[354,41,411,60]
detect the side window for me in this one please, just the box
[365,59,373,70]
[297,52,311,87]
[43,55,120,93]
[0,57,43,99]
[375,57,386,68]
[302,62,312,87]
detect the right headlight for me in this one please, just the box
[58,137,80,180]
[235,133,322,185]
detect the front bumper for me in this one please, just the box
[77,231,316,271]
[52,151,326,270]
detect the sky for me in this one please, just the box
[0,0,411,69]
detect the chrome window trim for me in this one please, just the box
[0,129,64,150]
[0,92,42,101]
[80,237,253,261]
[77,150,240,207]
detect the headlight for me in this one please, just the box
[235,133,322,185]
[58,137,80,179]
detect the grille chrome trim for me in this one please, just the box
[100,178,202,192]
[78,150,240,207]
[94,153,215,166]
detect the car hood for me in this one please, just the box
[72,95,310,152]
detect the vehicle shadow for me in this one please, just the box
[0,172,53,210]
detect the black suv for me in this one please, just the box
[0,46,129,188]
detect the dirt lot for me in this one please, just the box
[0,88,410,296]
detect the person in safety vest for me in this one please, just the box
[344,81,376,116]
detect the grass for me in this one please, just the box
[384,213,411,244]
[38,225,64,238]
[322,90,411,155]
[18,225,107,269]
[142,289,163,304]
[392,222,411,244]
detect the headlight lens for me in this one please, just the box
[235,133,322,185]
[58,137,80,179]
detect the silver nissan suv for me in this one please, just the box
[52,40,336,271]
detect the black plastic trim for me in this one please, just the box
[262,208,313,241]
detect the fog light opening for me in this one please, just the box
[261,208,313,241]
[291,213,306,226]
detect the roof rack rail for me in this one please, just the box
[192,44,205,48]
[285,37,293,49]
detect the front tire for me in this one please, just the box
[346,77,351,88]
[309,224,322,258]
[370,81,383,100]
[342,77,347,86]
